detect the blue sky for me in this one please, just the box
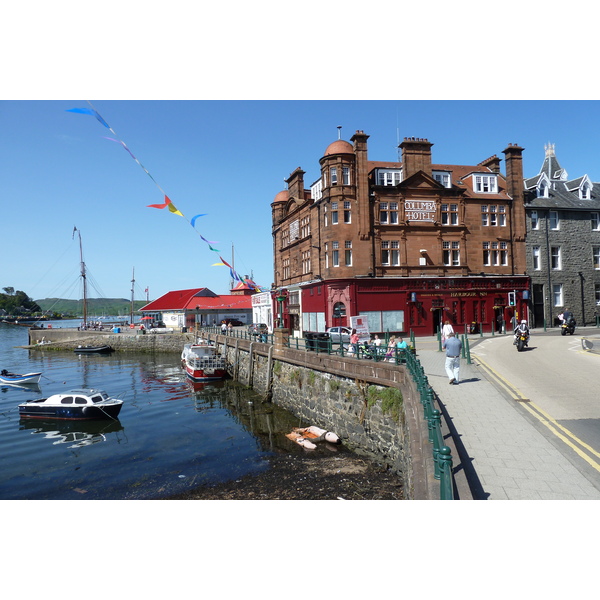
[2,99,600,303]
[2,5,598,306]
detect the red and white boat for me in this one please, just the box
[181,339,227,381]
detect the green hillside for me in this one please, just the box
[35,298,149,317]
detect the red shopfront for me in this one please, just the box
[300,276,530,337]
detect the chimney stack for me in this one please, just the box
[400,137,433,179]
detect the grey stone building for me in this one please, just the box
[524,144,600,327]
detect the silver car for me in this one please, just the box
[326,326,352,344]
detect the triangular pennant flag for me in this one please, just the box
[167,201,183,217]
[219,256,232,269]
[147,195,171,209]
[190,214,207,228]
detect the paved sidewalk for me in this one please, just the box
[414,333,600,500]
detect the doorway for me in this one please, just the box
[432,309,443,336]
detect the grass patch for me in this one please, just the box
[367,386,404,423]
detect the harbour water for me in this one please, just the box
[0,320,307,500]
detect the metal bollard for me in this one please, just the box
[438,446,454,500]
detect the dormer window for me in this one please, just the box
[433,171,452,188]
[538,182,548,197]
[581,182,591,199]
[376,169,402,186]
[474,175,498,193]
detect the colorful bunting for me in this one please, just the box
[190,214,207,228]
[67,101,266,290]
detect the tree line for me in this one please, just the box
[0,287,41,315]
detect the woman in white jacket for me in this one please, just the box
[441,320,454,344]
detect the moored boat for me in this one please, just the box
[181,339,227,381]
[0,370,42,385]
[19,388,123,420]
[74,345,114,354]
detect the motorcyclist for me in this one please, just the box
[562,308,576,328]
[513,319,530,345]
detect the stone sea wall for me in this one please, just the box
[28,328,435,499]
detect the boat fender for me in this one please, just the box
[296,426,341,444]
[308,432,341,444]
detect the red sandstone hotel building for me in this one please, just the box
[271,131,529,337]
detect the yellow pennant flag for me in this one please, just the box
[167,202,183,216]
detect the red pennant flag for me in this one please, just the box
[147,195,172,209]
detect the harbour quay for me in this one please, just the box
[26,326,455,500]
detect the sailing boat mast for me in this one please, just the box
[130,267,135,324]
[74,227,87,327]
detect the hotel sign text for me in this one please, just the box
[405,200,436,222]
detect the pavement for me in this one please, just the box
[413,329,600,500]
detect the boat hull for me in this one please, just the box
[74,345,114,354]
[0,372,42,384]
[18,402,123,420]
[184,364,227,381]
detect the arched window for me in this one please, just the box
[332,302,346,319]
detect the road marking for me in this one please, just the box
[472,352,600,473]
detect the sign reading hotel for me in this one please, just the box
[405,200,436,222]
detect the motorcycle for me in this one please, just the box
[515,331,529,352]
[561,317,576,336]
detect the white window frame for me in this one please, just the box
[550,211,559,230]
[553,284,563,307]
[442,203,458,226]
[593,246,600,270]
[376,169,402,186]
[344,241,352,266]
[343,201,351,224]
[390,240,400,266]
[581,182,591,199]
[330,167,338,185]
[342,166,350,185]
[592,212,600,231]
[381,240,390,266]
[551,246,561,270]
[531,210,539,230]
[532,246,541,270]
[311,179,323,201]
[332,241,339,267]
[595,283,600,306]
[443,241,460,266]
[474,174,498,193]
[433,171,451,188]
[331,202,338,225]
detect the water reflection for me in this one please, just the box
[1,382,42,394]
[19,418,124,448]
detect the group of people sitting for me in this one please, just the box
[346,330,409,361]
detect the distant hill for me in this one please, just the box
[35,298,149,317]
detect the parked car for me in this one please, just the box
[326,326,352,344]
[248,323,268,335]
[225,319,244,327]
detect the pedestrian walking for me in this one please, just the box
[441,320,454,345]
[442,331,462,385]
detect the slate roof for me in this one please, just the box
[524,144,600,211]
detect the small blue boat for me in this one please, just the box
[0,370,42,385]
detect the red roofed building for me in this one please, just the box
[140,287,252,330]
